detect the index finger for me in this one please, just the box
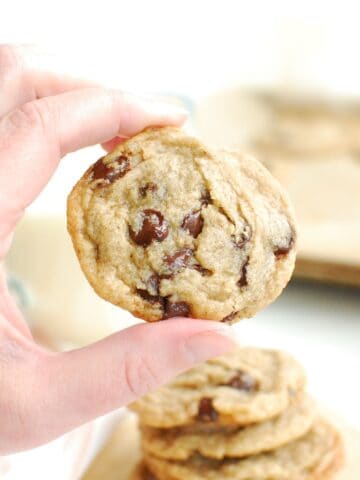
[0,44,98,118]
[0,87,187,257]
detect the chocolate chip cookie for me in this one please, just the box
[130,347,306,428]
[141,393,315,460]
[67,127,296,322]
[143,420,344,480]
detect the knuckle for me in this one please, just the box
[122,353,160,399]
[108,90,133,130]
[7,98,52,135]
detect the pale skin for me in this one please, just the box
[0,45,235,454]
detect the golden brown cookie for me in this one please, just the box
[141,393,315,460]
[131,347,306,428]
[144,419,344,480]
[67,127,296,322]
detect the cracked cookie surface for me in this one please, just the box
[130,347,306,428]
[143,420,344,480]
[67,127,296,322]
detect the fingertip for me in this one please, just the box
[147,101,189,125]
[126,92,189,118]
[129,317,237,365]
[115,90,189,133]
[180,321,237,364]
[100,96,188,152]
[101,136,128,152]
[132,316,231,336]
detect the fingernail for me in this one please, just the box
[149,101,189,118]
[182,325,236,364]
[134,93,189,118]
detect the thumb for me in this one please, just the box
[36,319,235,446]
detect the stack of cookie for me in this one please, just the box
[130,347,344,480]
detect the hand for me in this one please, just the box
[0,45,235,454]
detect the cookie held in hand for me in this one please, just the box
[67,127,296,322]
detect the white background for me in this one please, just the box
[2,0,360,96]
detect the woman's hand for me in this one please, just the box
[0,45,234,454]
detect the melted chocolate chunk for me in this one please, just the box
[221,311,239,324]
[136,289,163,305]
[181,210,203,238]
[224,370,258,391]
[129,209,169,247]
[138,273,174,305]
[191,264,213,276]
[238,257,249,287]
[139,182,158,198]
[164,248,193,271]
[163,300,191,319]
[159,273,174,281]
[274,232,295,258]
[92,155,130,184]
[92,157,109,180]
[197,398,218,422]
[164,249,212,276]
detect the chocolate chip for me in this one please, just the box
[238,257,249,287]
[224,370,258,391]
[159,273,174,281]
[200,189,212,206]
[181,210,203,238]
[164,250,212,276]
[191,264,213,276]
[274,232,295,258]
[92,155,130,184]
[197,398,218,422]
[163,300,191,319]
[221,311,239,323]
[138,272,175,305]
[139,182,158,198]
[136,289,163,305]
[164,248,193,271]
[129,209,169,247]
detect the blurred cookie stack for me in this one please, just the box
[130,347,343,479]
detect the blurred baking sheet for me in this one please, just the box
[82,410,360,480]
[194,89,360,287]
